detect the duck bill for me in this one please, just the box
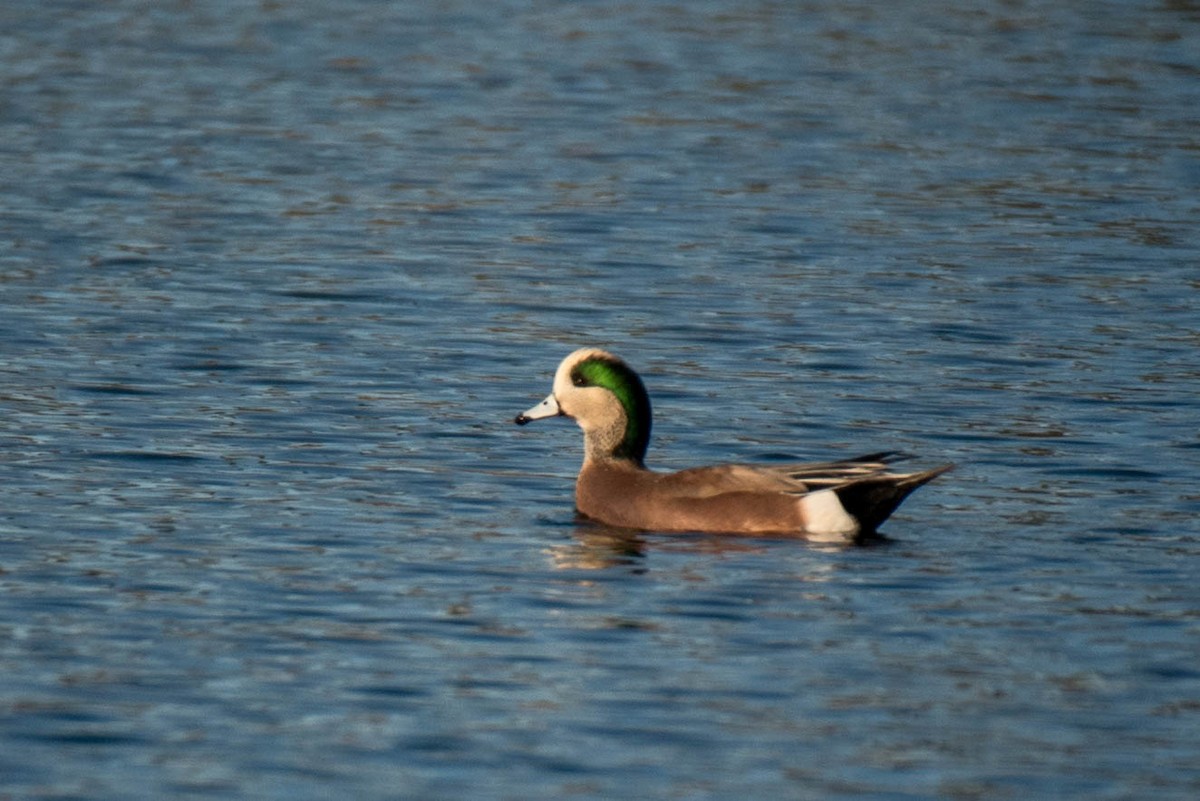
[514,393,561,425]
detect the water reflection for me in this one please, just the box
[543,525,648,571]
[543,520,869,571]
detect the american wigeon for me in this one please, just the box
[515,348,951,542]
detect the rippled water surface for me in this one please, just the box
[2,1,1199,798]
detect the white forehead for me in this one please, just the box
[552,347,617,391]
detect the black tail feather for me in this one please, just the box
[832,465,954,534]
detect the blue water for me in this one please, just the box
[2,1,1199,798]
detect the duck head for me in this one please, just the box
[515,348,652,466]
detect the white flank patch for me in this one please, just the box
[799,489,859,542]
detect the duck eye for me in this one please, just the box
[571,373,587,387]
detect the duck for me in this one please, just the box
[514,347,952,542]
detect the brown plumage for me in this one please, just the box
[516,348,952,542]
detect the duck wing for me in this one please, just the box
[744,454,954,535]
[759,451,912,486]
[658,453,926,496]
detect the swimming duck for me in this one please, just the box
[515,348,951,542]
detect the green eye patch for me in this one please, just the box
[570,357,652,464]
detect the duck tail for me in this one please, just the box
[832,464,954,535]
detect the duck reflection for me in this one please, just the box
[544,518,835,570]
[544,522,648,570]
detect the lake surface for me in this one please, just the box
[2,1,1199,798]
